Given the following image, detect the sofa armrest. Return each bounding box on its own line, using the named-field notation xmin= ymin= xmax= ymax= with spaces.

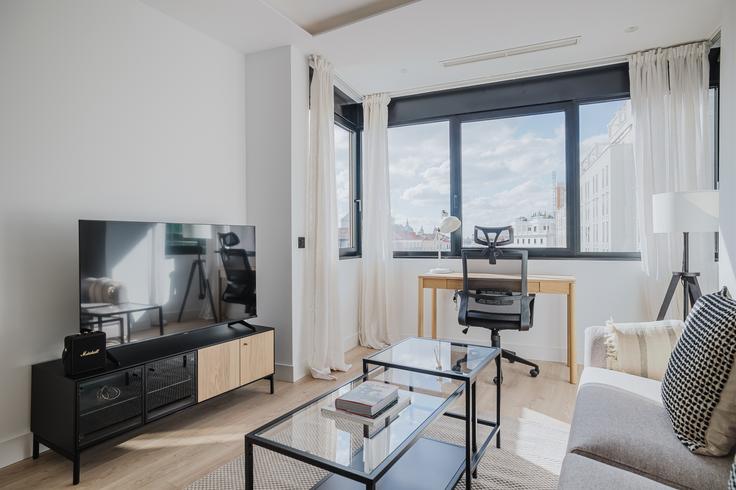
xmin=584 ymin=325 xmax=609 ymax=369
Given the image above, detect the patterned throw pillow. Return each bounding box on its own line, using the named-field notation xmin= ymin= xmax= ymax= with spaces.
xmin=604 ymin=319 xmax=684 ymax=380
xmin=661 ymin=287 xmax=736 ymax=456
xmin=730 ymin=456 xmax=736 ymax=490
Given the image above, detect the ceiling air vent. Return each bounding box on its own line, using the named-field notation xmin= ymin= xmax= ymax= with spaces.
xmin=441 ymin=36 xmax=581 ymax=68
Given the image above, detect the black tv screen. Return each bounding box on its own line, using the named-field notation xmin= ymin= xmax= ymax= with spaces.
xmin=79 ymin=220 xmax=256 ymax=345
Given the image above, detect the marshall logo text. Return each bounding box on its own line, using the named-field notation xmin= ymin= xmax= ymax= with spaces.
xmin=81 ymin=349 xmax=100 ymax=357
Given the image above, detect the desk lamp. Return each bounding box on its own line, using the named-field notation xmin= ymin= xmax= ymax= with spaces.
xmin=430 ymin=210 xmax=461 ymax=274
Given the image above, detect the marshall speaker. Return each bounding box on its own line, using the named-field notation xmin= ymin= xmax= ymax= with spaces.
xmin=63 ymin=329 xmax=107 ymax=376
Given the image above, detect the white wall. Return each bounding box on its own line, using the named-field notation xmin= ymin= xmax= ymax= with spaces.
xmin=245 ymin=46 xmax=296 ymax=380
xmin=0 ymin=0 xmax=246 ymax=469
xmin=720 ymin=2 xmax=736 ymax=292
xmin=392 ymin=258 xmax=648 ymax=363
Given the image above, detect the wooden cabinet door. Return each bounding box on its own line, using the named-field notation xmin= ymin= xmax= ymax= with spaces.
xmin=197 ymin=340 xmax=240 ymax=402
xmin=240 ymin=331 xmax=274 ymax=386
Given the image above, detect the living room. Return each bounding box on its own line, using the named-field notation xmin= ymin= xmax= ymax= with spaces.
xmin=0 ymin=0 xmax=734 ymax=489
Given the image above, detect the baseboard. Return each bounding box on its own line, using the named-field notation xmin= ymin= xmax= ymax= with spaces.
xmin=274 ymin=362 xmax=294 ymax=382
xmin=501 ymin=342 xmax=567 ymax=363
xmin=0 ymin=432 xmax=47 ymax=470
xmin=436 ymin=335 xmax=569 ymax=363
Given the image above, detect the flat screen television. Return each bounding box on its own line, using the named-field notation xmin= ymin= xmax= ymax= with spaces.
xmin=79 ymin=220 xmax=256 ymax=345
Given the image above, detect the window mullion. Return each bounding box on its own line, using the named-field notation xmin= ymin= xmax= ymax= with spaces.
xmin=567 ymin=103 xmax=580 ymax=256
xmin=450 ymin=117 xmax=462 ymax=256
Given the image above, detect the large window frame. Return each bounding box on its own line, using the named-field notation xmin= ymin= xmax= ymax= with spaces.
xmin=334 ymin=89 xmax=363 ymax=259
xmin=389 ymin=55 xmax=720 ymax=260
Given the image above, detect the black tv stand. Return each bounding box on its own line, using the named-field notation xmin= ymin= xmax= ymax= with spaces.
xmin=227 ymin=319 xmax=256 ymax=330
xmin=32 ymin=323 xmax=275 ymax=485
xmin=105 ymin=350 xmax=120 ymax=367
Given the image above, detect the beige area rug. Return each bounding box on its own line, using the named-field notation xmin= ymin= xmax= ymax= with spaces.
xmin=186 ymin=411 xmax=569 ymax=489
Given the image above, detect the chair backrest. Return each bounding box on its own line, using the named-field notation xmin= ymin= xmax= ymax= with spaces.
xmin=458 ymin=225 xmax=534 ymax=331
xmin=219 ymin=244 xmax=255 ymax=305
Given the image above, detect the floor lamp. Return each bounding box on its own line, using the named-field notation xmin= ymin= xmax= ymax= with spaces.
xmin=652 ymin=190 xmax=719 ymax=321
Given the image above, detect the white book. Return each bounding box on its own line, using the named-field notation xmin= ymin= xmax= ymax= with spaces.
xmin=335 ymin=381 xmax=399 ymax=417
xmin=322 ymin=394 xmax=411 ymax=428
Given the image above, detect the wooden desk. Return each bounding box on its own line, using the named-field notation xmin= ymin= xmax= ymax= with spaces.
xmin=418 ymin=272 xmax=577 ymax=384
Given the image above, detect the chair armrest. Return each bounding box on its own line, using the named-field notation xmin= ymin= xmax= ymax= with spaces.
xmin=584 ymin=325 xmax=609 ymax=369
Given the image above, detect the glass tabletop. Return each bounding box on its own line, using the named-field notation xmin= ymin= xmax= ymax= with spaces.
xmin=364 ymin=337 xmax=500 ymax=380
xmin=251 ymin=369 xmax=463 ymax=476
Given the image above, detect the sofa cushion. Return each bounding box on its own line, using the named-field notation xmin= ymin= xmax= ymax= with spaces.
xmin=579 ymin=366 xmax=662 ymax=405
xmin=661 ymin=288 xmax=736 ymax=456
xmin=568 ymin=382 xmax=732 ymax=489
xmin=604 ymin=319 xmax=684 ymax=380
xmin=559 ymin=453 xmax=671 ymax=489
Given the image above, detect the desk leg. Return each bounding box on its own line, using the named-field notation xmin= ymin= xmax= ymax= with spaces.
xmin=431 ymin=288 xmax=437 ymax=339
xmin=417 ymin=277 xmax=424 ymax=337
xmin=567 ymin=283 xmax=577 ymax=384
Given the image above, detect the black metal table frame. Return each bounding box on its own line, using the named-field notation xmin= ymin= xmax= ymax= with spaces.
xmin=244 ymin=338 xmax=501 ymax=490
xmin=83 ymin=304 xmax=164 ymax=343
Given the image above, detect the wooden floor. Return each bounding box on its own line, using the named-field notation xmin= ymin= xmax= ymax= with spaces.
xmin=0 ymin=347 xmax=579 ymax=489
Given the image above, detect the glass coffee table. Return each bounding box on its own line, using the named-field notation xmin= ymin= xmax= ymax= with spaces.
xmin=245 ymin=337 xmax=501 ymax=489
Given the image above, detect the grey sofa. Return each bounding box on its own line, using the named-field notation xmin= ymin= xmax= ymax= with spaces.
xmin=559 ymin=325 xmax=733 ymax=489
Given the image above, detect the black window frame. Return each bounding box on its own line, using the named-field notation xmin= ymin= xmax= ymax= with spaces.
xmin=334 ymin=88 xmax=363 ymax=259
xmin=389 ymin=54 xmax=720 ymax=260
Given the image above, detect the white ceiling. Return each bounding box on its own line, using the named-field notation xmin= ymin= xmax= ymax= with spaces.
xmin=142 ymin=0 xmax=724 ymax=96
xmin=265 ymin=0 xmax=418 ymax=35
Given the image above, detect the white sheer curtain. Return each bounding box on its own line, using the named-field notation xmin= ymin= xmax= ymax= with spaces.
xmin=359 ymin=93 xmax=393 ymax=349
xmin=304 ymin=55 xmax=350 ymax=379
xmin=629 ymin=42 xmax=716 ymax=318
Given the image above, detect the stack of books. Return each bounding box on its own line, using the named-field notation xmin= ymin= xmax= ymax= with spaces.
xmin=322 ymin=381 xmax=410 ymax=438
xmin=334 ymin=381 xmax=399 ymax=417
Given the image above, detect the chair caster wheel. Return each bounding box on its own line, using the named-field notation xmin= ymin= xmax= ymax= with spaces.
xmin=493 ymin=376 xmax=503 ymax=385
xmin=529 ymin=368 xmax=539 ymax=377
xmin=508 ymin=358 xmax=515 ymax=364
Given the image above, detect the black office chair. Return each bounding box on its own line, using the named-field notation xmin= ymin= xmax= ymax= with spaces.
xmin=218 ymin=232 xmax=257 ymax=318
xmin=455 ymin=225 xmax=539 ymax=385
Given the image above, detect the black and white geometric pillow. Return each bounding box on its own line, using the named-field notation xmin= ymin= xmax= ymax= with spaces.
xmin=661 ymin=287 xmax=736 ymax=456
xmin=729 ymin=456 xmax=735 ymax=490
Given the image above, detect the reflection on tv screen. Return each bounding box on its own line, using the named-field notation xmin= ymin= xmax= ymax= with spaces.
xmin=79 ymin=221 xmax=256 ymax=346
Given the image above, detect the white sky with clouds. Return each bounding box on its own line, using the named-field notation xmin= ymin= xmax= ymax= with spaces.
xmin=387 ymin=113 xmax=568 ymax=243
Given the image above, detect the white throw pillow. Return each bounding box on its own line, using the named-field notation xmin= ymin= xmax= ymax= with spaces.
xmin=604 ymin=319 xmax=684 ymax=381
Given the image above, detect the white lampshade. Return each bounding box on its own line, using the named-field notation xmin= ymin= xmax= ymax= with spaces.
xmin=438 ymin=215 xmax=461 ymax=234
xmin=181 ymin=224 xmax=212 ymax=239
xmin=652 ymin=191 xmax=719 ymax=234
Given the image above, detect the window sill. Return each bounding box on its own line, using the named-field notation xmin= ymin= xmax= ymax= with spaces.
xmin=392 ymin=253 xmax=640 ymax=261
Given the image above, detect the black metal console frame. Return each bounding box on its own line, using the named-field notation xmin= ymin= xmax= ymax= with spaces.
xmin=31 ymin=322 xmax=275 ymax=485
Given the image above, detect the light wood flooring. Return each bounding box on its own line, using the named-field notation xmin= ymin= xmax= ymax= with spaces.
xmin=0 ymin=347 xmax=579 ymax=489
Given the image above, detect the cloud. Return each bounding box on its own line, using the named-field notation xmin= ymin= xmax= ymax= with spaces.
xmin=387 ymin=114 xmax=566 ymax=235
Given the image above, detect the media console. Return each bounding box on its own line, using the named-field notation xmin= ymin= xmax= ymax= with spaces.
xmin=31 ymin=323 xmax=275 ymax=485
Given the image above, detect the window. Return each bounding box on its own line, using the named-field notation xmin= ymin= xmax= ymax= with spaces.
xmin=335 ymin=124 xmax=353 ymax=250
xmin=385 ymin=59 xmax=718 ymax=259
xmin=461 ymin=110 xmax=567 ymax=249
xmin=165 ymin=223 xmax=206 ymax=255
xmin=578 ymin=99 xmax=637 ymax=253
xmin=388 ymin=121 xmax=450 ymax=252
xmin=334 ymin=121 xmax=360 ymax=257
